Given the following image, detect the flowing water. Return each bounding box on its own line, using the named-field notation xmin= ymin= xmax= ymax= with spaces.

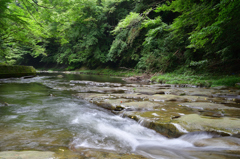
xmin=0 ymin=74 xmax=239 ymax=159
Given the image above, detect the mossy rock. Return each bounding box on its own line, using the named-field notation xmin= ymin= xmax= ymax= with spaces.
xmin=174 ymin=114 xmax=240 ymax=135
xmin=122 ymin=111 xmax=184 ymax=138
xmin=0 ymin=65 xmax=36 ymax=78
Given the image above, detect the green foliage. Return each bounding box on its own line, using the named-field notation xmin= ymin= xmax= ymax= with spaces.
xmin=39 ymin=0 xmax=136 ymax=69
xmin=108 ymin=29 xmax=128 ymax=62
xmin=156 ymin=0 xmax=240 ymax=68
xmin=190 ymin=60 xmax=208 ymax=67
xmin=108 ymin=23 xmax=142 ymax=67
xmin=136 ymin=16 xmax=183 ymax=72
xmin=151 ymin=73 xmax=240 ymax=87
xmin=0 ymin=0 xmax=52 ymax=64
xmin=0 ymin=0 xmax=239 ymax=74
xmin=112 ymin=12 xmax=142 ymax=34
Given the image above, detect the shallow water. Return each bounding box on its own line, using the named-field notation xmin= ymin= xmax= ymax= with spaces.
xmin=0 ymin=74 xmax=239 ymax=159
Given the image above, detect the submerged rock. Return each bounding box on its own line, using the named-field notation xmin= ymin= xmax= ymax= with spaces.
xmin=0 ymin=149 xmax=149 ymax=159
xmin=193 ymin=136 xmax=240 ymax=148
xmin=136 ymin=144 xmax=240 ymax=159
xmin=70 ymin=147 xmax=148 ymax=159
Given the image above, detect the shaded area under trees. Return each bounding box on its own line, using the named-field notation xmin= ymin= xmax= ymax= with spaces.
xmin=0 ymin=0 xmax=239 ymax=74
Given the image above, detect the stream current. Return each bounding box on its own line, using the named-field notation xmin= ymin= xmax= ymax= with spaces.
xmin=0 ymin=74 xmax=239 ymax=159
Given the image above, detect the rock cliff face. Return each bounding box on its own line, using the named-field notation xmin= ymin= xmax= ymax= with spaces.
xmin=0 ymin=65 xmax=36 ymax=78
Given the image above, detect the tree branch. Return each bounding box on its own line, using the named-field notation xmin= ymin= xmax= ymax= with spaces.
xmin=21 ymin=0 xmax=43 ymax=27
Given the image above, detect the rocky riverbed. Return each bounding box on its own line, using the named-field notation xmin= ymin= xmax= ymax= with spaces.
xmin=1 ymin=74 xmax=240 ymax=158
xmin=44 ymin=78 xmax=240 ymax=138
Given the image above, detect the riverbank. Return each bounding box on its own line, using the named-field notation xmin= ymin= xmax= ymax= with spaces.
xmin=37 ymin=68 xmax=240 ymax=88
xmin=0 ymin=65 xmax=36 ymax=78
xmin=37 ymin=68 xmax=142 ymax=77
xmin=151 ymin=73 xmax=240 ymax=88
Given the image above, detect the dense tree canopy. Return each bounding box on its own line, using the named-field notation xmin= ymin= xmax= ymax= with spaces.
xmin=0 ymin=0 xmax=239 ymax=73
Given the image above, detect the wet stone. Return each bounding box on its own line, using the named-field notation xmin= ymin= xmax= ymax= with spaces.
xmin=136 ymin=145 xmax=240 ymax=159
xmin=193 ymin=136 xmax=240 ymax=149
xmin=212 ymin=86 xmax=230 ymax=90
xmin=72 ymin=82 xmax=240 ymax=138
xmin=121 ymin=105 xmax=194 ymax=138
xmin=150 ymin=94 xmax=207 ymax=102
xmin=0 ymin=151 xmax=54 ymax=159
xmin=3 ymin=74 xmax=240 ymax=159
xmin=134 ymin=87 xmax=165 ymax=95
xmin=57 ymin=75 xmax=63 ymax=78
xmin=70 ymin=80 xmax=123 ymax=87
xmin=71 ymin=147 xmax=148 ymax=159
xmin=174 ymin=114 xmax=240 ymax=135
xmin=121 ymin=101 xmax=161 ymax=111
xmin=66 ymin=86 xmax=128 ymax=93
xmin=93 ymin=98 xmax=130 ymax=110
xmin=148 ymin=84 xmax=172 ymax=88
xmin=178 ymin=102 xmax=240 ymax=110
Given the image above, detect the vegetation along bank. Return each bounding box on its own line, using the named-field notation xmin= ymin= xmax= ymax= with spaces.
xmin=0 ymin=0 xmax=239 ymax=77
xmin=0 ymin=65 xmax=36 ymax=78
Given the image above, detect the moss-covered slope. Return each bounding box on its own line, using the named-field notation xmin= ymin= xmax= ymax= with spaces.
xmin=0 ymin=65 xmax=36 ymax=78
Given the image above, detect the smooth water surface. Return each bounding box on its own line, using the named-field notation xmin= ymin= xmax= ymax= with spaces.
xmin=0 ymin=74 xmax=239 ymax=159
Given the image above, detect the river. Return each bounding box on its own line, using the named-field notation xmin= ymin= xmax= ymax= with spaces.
xmin=0 ymin=73 xmax=239 ymax=159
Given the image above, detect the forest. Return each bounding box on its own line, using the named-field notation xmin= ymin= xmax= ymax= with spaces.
xmin=0 ymin=0 xmax=240 ymax=74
